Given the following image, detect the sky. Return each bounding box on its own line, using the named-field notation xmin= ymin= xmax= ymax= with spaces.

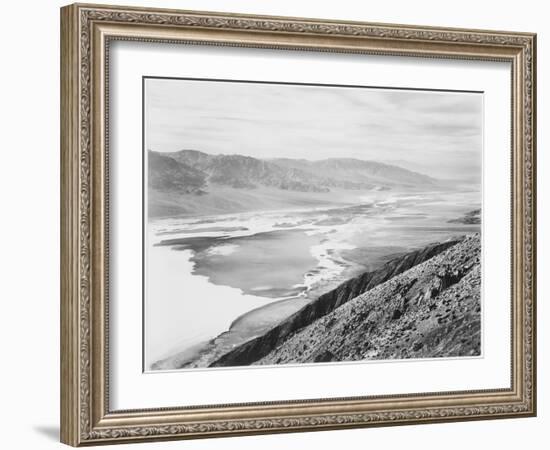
xmin=145 ymin=78 xmax=482 ymax=181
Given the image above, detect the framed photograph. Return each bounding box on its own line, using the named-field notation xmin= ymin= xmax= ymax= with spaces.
xmin=60 ymin=3 xmax=537 ymax=446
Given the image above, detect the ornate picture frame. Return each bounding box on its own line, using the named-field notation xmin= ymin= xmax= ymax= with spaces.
xmin=60 ymin=3 xmax=536 ymax=446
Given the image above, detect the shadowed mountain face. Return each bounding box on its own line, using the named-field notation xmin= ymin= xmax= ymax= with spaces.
xmin=167 ymin=149 xmax=330 ymax=192
xmin=148 ymin=151 xmax=206 ymax=194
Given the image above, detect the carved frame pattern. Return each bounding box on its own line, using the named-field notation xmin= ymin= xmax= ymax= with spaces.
xmin=60 ymin=3 xmax=536 ymax=446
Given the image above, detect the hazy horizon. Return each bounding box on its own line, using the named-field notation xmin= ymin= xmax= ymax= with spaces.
xmin=145 ymin=78 xmax=482 ymax=182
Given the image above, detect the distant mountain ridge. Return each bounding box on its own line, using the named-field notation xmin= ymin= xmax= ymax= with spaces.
xmin=149 ymin=149 xmax=437 ymax=193
xmin=271 ymin=157 xmax=436 ymax=187
xmin=147 ymin=150 xmax=439 ymax=217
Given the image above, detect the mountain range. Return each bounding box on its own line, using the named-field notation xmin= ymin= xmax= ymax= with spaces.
xmin=147 ymin=150 xmax=438 ymax=217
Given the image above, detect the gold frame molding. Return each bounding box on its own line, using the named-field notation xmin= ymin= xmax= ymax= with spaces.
xmin=60 ymin=2 xmax=537 ymax=446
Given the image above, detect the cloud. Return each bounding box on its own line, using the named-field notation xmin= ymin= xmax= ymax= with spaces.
xmin=145 ymin=78 xmax=482 ymax=181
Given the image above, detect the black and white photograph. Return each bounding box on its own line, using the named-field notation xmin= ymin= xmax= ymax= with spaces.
xmin=144 ymin=77 xmax=483 ymax=371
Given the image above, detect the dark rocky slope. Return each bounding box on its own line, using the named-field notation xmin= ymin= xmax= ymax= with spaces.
xmin=253 ymin=234 xmax=481 ymax=365
xmin=208 ymin=238 xmax=463 ymax=368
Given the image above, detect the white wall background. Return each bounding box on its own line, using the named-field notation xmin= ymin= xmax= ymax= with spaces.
xmin=0 ymin=0 xmax=546 ymax=448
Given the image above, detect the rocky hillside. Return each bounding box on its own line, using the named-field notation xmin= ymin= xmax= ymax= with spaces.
xmin=207 ymin=237 xmax=468 ymax=368
xmin=210 ymin=234 xmax=481 ymax=367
